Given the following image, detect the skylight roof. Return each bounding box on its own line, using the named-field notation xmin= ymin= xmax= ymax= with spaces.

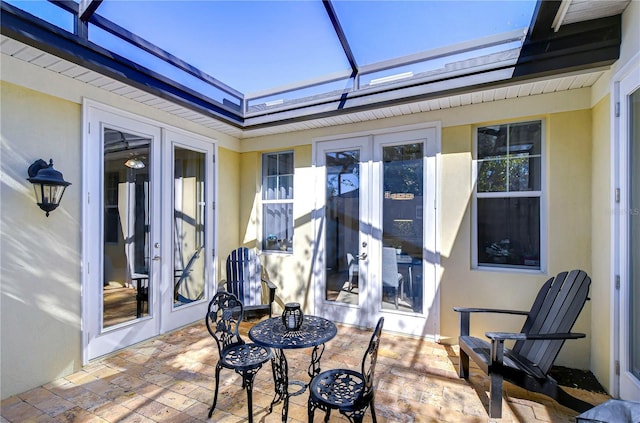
xmin=4 ymin=0 xmax=535 ymax=90
xmin=1 ymin=0 xmax=624 ymax=129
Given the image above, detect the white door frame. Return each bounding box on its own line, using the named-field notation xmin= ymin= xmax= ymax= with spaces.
xmin=611 ymin=52 xmax=640 ymax=400
xmin=312 ymin=122 xmax=441 ymax=338
xmin=82 ymin=100 xmax=217 ymax=363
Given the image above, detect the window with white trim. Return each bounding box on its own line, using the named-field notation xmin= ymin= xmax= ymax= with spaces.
xmin=474 ymin=120 xmax=543 ymax=269
xmin=262 ymin=151 xmax=294 ymax=252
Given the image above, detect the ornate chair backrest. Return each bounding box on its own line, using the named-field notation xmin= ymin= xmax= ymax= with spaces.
xmin=206 ymin=291 xmax=245 ymax=358
xmin=226 ymin=247 xmax=263 ymax=307
xmin=360 ymin=317 xmax=384 ymax=402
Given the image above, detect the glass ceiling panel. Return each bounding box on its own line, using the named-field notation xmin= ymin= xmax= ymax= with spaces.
xmin=96 ymin=0 xmax=351 ymax=94
xmin=4 ymin=0 xmax=74 ymax=33
xmin=3 ymin=0 xmax=542 ymax=120
xmin=331 ymin=0 xmax=537 ymax=66
xmin=88 ymin=24 xmax=241 ymax=109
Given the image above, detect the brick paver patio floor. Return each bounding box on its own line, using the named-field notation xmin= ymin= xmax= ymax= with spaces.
xmin=1 ymin=320 xmax=610 ymax=422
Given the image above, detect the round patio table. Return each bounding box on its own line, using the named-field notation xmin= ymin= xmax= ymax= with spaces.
xmin=249 ymin=315 xmax=337 ymax=423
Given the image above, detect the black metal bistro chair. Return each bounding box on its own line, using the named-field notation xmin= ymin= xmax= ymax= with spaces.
xmin=205 ymin=291 xmax=272 ymax=422
xmin=308 ymin=317 xmax=384 ymax=423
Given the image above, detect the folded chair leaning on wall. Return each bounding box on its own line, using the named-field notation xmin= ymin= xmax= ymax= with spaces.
xmin=221 ymin=247 xmax=277 ymax=318
xmin=453 ymin=269 xmax=594 ymax=418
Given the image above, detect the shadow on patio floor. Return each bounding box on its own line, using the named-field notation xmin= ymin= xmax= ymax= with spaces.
xmin=1 ymin=319 xmax=610 ymax=422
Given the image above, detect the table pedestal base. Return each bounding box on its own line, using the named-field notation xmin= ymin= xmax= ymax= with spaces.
xmin=269 ymin=344 xmax=326 ymax=422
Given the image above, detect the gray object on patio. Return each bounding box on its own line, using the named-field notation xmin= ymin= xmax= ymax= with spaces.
xmin=205 ymin=291 xmax=273 ymax=423
xmin=576 ymin=399 xmax=640 ymax=422
xmin=308 ymin=317 xmax=384 ymax=423
xmin=222 ymin=247 xmax=277 ymax=318
xmin=454 ymin=269 xmax=593 ymax=418
xmin=346 ymin=252 xmax=359 ymax=292
xmin=382 ymin=247 xmax=403 ymax=309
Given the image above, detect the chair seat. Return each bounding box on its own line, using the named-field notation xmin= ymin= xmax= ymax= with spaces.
xmin=309 ymin=369 xmax=366 ymax=409
xmin=221 ymin=344 xmax=272 ymax=371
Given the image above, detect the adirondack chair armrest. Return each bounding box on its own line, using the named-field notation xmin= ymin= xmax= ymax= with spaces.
xmin=262 ymin=278 xmax=277 ymax=291
xmin=261 ymin=278 xmax=277 ymax=303
xmin=453 ymin=306 xmax=530 ymax=315
xmin=454 ymin=307 xmax=529 ymax=336
xmin=485 ymin=331 xmax=586 ymax=341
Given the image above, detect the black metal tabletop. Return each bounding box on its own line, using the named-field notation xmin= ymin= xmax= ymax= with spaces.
xmin=249 ymin=315 xmax=337 ymax=349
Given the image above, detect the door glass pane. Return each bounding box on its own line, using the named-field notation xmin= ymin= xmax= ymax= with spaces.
xmin=629 ymin=87 xmax=640 ymax=379
xmin=103 ymin=128 xmax=151 ymax=328
xmin=174 ymin=147 xmax=206 ymax=307
xmin=325 ymin=150 xmax=360 ymax=304
xmin=382 ymin=143 xmax=423 ymax=312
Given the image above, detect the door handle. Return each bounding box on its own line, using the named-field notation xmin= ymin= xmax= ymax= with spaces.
xmin=152 ymin=255 xmax=161 ymax=261
xmin=357 ymin=252 xmax=367 ymax=260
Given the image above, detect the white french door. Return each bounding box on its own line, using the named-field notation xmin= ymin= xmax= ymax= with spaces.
xmin=314 ymin=125 xmax=440 ymax=338
xmin=83 ymin=103 xmax=214 ymax=361
xmin=161 ymin=129 xmax=214 ymax=333
xmin=616 ymin=61 xmax=640 ymax=401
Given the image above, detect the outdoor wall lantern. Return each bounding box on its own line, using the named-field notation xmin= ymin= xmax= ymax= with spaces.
xmin=27 ymin=159 xmax=71 ymax=217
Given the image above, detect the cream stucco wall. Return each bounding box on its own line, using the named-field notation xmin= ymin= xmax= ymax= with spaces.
xmin=0 ymin=76 xmax=241 ymax=398
xmin=235 ymin=145 xmax=315 ymax=313
xmin=437 ymin=110 xmax=593 ymax=370
xmin=1 ymin=82 xmax=83 ymax=396
xmin=217 ymin=146 xmax=241 ymax=276
xmin=590 ymin=94 xmax=613 ymax=391
xmin=586 ymin=0 xmax=640 ymax=394
xmin=242 ymin=105 xmax=595 ymax=370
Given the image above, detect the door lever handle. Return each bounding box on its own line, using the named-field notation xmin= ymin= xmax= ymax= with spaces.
xmin=357 ymin=252 xmax=367 ymax=260
xmin=152 ymin=255 xmax=161 ymax=261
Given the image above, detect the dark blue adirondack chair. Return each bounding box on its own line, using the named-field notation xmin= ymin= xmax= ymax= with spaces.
xmin=454 ymin=269 xmax=593 ymax=418
xmin=223 ymin=247 xmax=276 ymax=318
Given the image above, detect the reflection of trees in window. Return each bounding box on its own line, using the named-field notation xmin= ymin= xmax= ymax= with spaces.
xmin=475 ymin=121 xmax=542 ymax=269
xmin=326 ymin=150 xmax=359 ymax=198
xmin=383 ymin=143 xmax=423 ymax=195
xmin=382 ymin=143 xmax=424 ymax=257
xmin=477 ymin=122 xmax=541 ymax=193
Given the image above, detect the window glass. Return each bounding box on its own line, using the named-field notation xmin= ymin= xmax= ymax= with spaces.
xmin=477 ymin=121 xmax=541 ymax=192
xmin=262 ymin=151 xmax=294 ymax=252
xmin=477 ymin=197 xmax=540 ymax=267
xmin=476 ymin=120 xmax=542 ymax=269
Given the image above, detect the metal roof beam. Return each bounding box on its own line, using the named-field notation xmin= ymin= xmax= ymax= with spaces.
xmin=516 ymin=6 xmax=621 ymax=78
xmin=0 ymin=2 xmax=244 ymax=127
xmin=78 ymin=0 xmax=102 ymax=22
xmin=322 ymin=0 xmax=358 ymax=78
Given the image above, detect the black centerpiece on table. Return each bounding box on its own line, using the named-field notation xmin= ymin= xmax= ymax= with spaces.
xmin=282 ymin=302 xmax=303 ymax=331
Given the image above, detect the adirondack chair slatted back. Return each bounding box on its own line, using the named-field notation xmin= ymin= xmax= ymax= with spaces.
xmin=225 ymin=248 xmax=262 ymax=307
xmin=512 ymin=269 xmax=590 ymax=375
